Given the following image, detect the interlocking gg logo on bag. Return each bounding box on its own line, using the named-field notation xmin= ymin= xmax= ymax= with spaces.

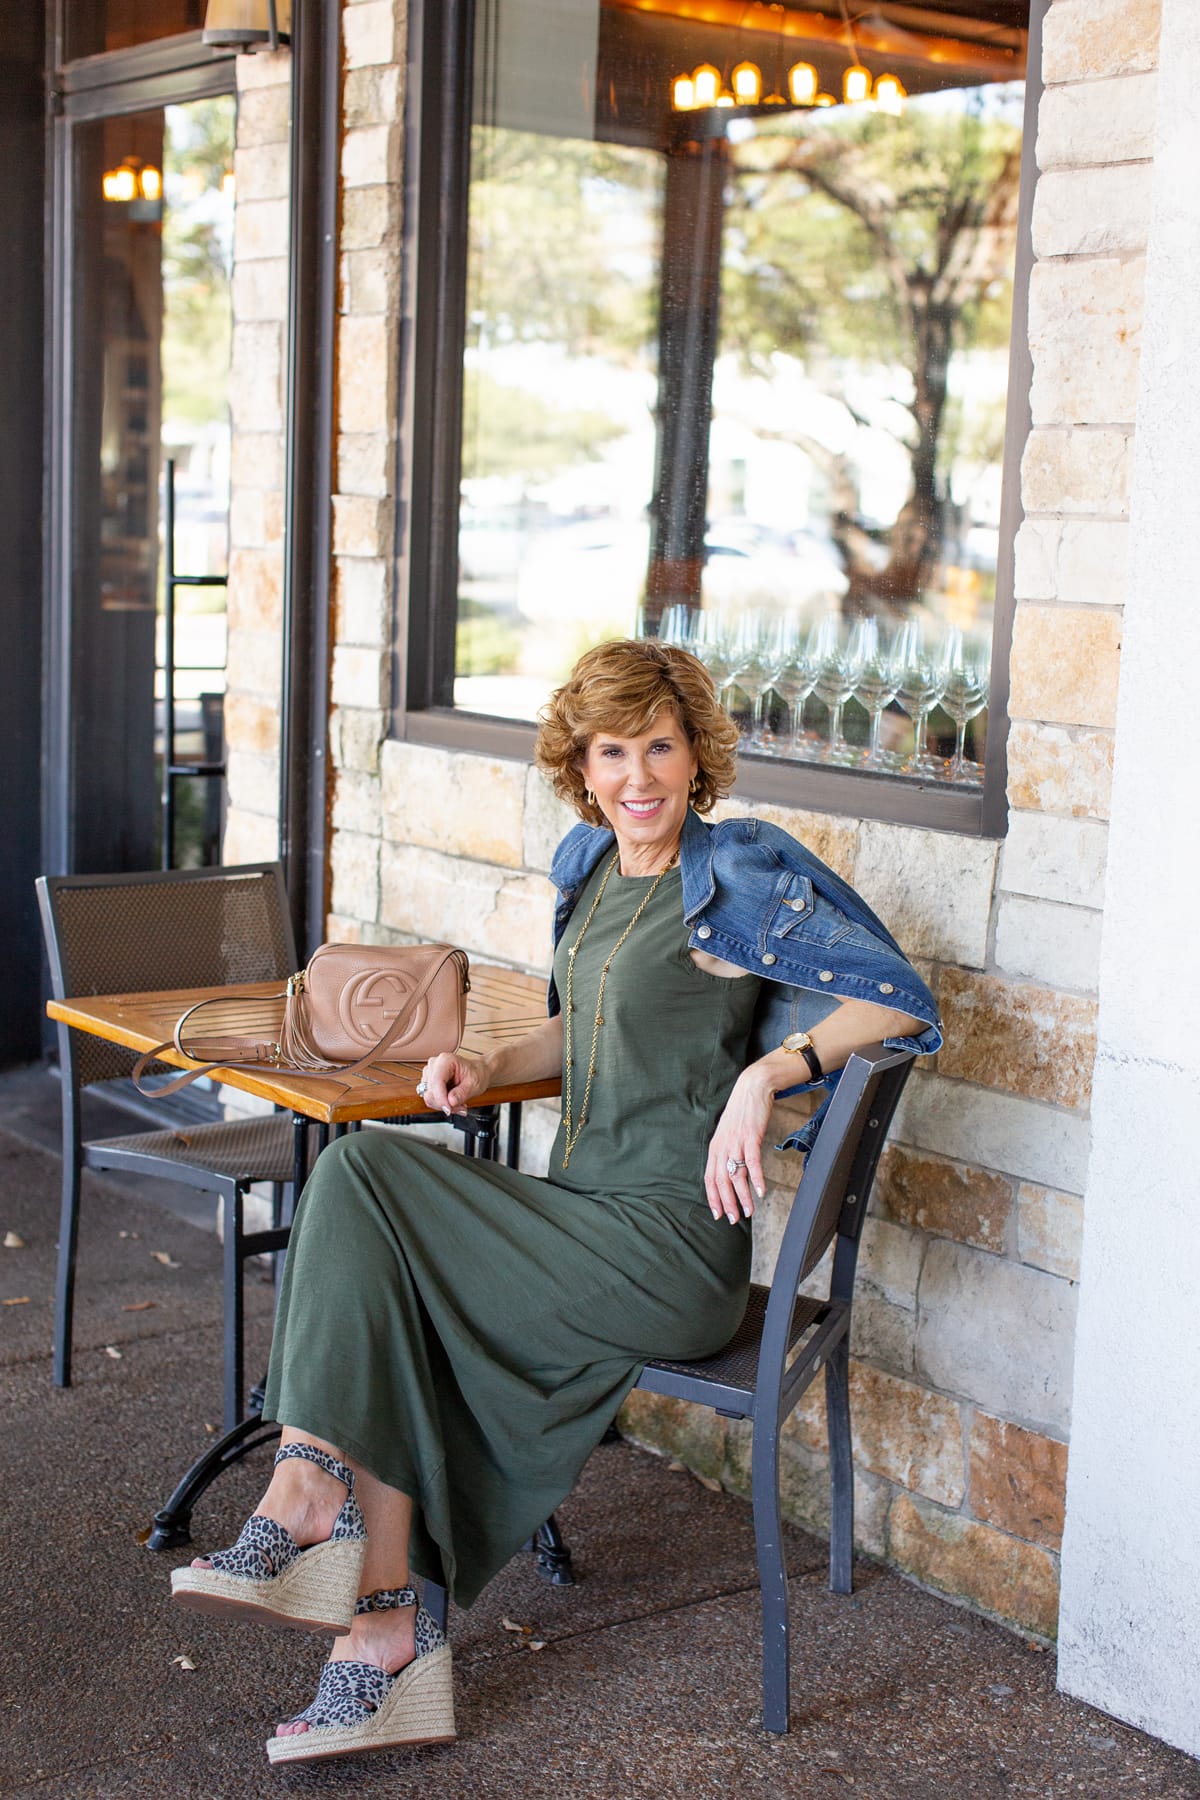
xmin=338 ymin=969 xmax=428 ymax=1051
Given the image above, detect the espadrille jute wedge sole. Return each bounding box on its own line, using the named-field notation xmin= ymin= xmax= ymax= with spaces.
xmin=170 ymin=1535 xmax=365 ymax=1634
xmin=265 ymin=1642 xmax=456 ymax=1765
xmin=170 ymin=1443 xmax=367 ymax=1636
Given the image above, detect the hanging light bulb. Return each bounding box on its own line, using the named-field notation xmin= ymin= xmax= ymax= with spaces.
xmin=672 ymin=73 xmax=696 ymax=111
xmin=873 ymin=72 xmax=906 ymax=115
xmin=814 ymin=93 xmax=836 ymax=107
xmin=139 ymin=165 xmax=162 ymax=202
xmin=787 ymin=62 xmax=818 ymax=106
xmin=731 ymin=61 xmax=762 ymax=105
xmin=843 ymin=63 xmax=872 ymax=104
xmin=103 ymin=164 xmax=138 ymax=202
xmin=691 ymin=63 xmax=721 ymax=108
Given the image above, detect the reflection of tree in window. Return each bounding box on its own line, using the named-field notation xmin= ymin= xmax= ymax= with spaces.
xmin=720 ymin=92 xmax=1022 ymax=614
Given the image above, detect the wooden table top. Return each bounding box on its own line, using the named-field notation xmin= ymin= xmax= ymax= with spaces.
xmin=47 ymin=964 xmax=561 ymax=1124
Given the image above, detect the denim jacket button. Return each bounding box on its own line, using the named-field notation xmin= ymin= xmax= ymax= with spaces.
xmin=761 ymin=952 xmax=777 ymax=966
xmin=819 ymin=969 xmax=834 ymax=982
xmin=786 ymin=897 xmax=806 ymax=911
xmin=879 ymin=982 xmax=895 ymax=994
xmin=696 ymin=924 xmax=712 ymax=940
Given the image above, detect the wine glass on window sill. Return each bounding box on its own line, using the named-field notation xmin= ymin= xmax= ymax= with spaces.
xmin=940 ymin=627 xmax=990 ymax=784
xmin=772 ymin=614 xmax=819 ymax=760
xmin=851 ymin=617 xmax=904 ymax=771
xmin=895 ymin=618 xmax=948 ymax=778
xmin=745 ymin=614 xmax=792 ymax=752
xmin=693 ymin=607 xmax=735 ymax=700
xmin=812 ymin=615 xmax=864 ymax=765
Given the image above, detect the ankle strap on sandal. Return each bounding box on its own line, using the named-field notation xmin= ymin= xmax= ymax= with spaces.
xmin=274 ymin=1442 xmax=355 ymax=1491
xmin=355 ymin=1586 xmax=417 ymax=1615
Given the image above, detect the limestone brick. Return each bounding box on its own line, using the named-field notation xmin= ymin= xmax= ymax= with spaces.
xmin=343 ymin=64 xmax=404 ymax=130
xmin=331 ymin=644 xmax=388 ymax=711
xmin=230 ymin=321 xmax=284 ymax=433
xmin=969 ymin=1413 xmax=1068 ymax=1551
xmin=337 ymin=314 xmax=395 ymax=434
xmin=234 ymin=84 xmax=291 ymax=149
xmin=1037 ymin=73 xmax=1158 ymax=170
xmin=263 ymin=491 xmax=285 ymax=546
xmin=854 ymin=823 xmax=998 ymax=968
xmin=888 ymin=1493 xmax=1059 ymax=1638
xmin=229 ymin=488 xmax=265 ymax=550
xmin=1032 ymin=164 xmax=1153 ymax=259
xmin=225 ymin=748 xmax=280 ymax=818
xmin=341 ymin=185 xmax=402 ymax=251
xmin=337 ymin=433 xmax=393 ymax=499
xmin=993 ymin=894 xmax=1102 ymax=993
xmin=330 ymin=827 xmax=381 ymax=922
xmin=380 ymin=739 xmax=526 ymax=869
xmin=227 ymin=548 xmax=283 ymax=633
xmin=1059 ymin=519 xmax=1130 ymax=607
xmin=1042 ymin=0 xmax=1161 ymax=83
xmin=1017 ymin=1183 xmax=1084 ymax=1282
xmin=618 ymin=1391 xmax=727 ymax=1484
xmin=339 ymin=246 xmax=400 ymax=317
xmin=851 ymin=1216 xmax=922 ymax=1373
xmin=1028 ymin=258 xmax=1145 ymax=427
xmin=723 ymin=1419 xmax=892 ymax=1557
xmin=232 ymin=257 xmax=288 ymax=323
xmin=334 ymin=556 xmax=389 ymax=646
xmin=999 ymin=812 xmax=1108 ymax=910
xmin=1006 ymin=721 xmax=1113 ymax=820
xmin=225 ymin=627 xmax=282 ymax=699
xmin=234 ymin=140 xmax=290 ymax=201
xmin=330 ymin=706 xmax=386 ymax=776
xmin=233 ymin=197 xmax=290 ymax=263
xmin=1021 ymin=428 xmax=1132 ymax=520
xmin=380 ymin=845 xmax=554 ymax=969
xmin=223 ymin=693 xmax=281 ymax=757
xmin=522 ymin=765 xmax=578 ymax=873
xmin=341 ymin=124 xmax=402 ymax=190
xmin=331 ymin=768 xmax=383 ymax=837
xmin=332 ymin=494 xmax=394 ymax=557
xmin=916 ymin=1239 xmax=1078 ymax=1435
xmin=234 ymin=43 xmax=290 ymax=89
xmin=222 ymin=806 xmax=279 ymax=864
xmin=231 ymin=432 xmax=285 ymax=492
xmin=850 ymin=1363 xmax=965 ymax=1508
xmin=1009 ymin=606 xmax=1122 ymax=730
xmin=875 ymin=1145 xmax=1011 ymax=1255
xmin=713 ymin=796 xmax=858 ymax=882
xmin=1013 ymin=518 xmax=1059 ymax=601
xmin=343 ymin=0 xmax=397 ymax=69
xmin=896 ymin=1074 xmax=1091 ymax=1194
xmin=936 ymin=969 xmax=1097 ymax=1109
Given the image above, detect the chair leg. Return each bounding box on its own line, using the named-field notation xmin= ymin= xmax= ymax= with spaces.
xmin=750 ymin=1417 xmax=790 ymax=1735
xmin=53 ymin=1116 xmax=84 ymax=1389
xmin=825 ymin=1336 xmax=854 ymax=1596
xmin=221 ymin=1182 xmax=245 ymax=1435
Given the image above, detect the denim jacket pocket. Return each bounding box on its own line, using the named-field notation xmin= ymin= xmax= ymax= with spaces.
xmin=764 ymin=875 xmax=814 ymax=939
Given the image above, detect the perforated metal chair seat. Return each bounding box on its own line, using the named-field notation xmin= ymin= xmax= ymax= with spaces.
xmin=88 ymin=1114 xmax=296 ymax=1188
xmin=641 ymin=1285 xmax=828 ymax=1410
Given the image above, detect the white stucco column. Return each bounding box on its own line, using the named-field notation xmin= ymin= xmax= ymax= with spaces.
xmin=1057 ymin=0 xmax=1200 ymax=1757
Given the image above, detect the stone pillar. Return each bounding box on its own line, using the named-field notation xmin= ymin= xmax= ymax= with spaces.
xmin=1057 ymin=0 xmax=1200 ymax=1756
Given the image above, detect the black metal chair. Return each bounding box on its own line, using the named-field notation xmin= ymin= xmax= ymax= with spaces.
xmin=36 ymin=863 xmax=300 ymax=1432
xmin=635 ymin=1043 xmax=916 ymax=1734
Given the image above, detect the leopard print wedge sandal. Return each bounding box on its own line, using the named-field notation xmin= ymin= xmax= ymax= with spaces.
xmin=266 ymin=1587 xmax=456 ymax=1766
xmin=170 ymin=1444 xmax=366 ymax=1635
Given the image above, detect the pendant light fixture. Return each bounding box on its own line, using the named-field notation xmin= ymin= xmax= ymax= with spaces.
xmin=202 ymin=0 xmax=291 ymax=52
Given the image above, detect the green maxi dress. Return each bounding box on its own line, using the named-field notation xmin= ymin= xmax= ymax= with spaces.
xmin=263 ymin=862 xmax=762 ymax=1606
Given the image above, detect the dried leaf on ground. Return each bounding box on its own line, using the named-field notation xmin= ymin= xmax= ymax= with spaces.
xmin=171 ymin=1655 xmax=198 ymax=1672
xmin=526 ymin=1640 xmax=548 ymax=1652
xmin=2 ymin=1296 xmax=30 ymax=1306
xmin=667 ymin=1459 xmax=686 ymax=1473
xmin=501 ymin=1617 xmax=531 ymax=1636
xmin=4 ymin=1231 xmax=26 ymax=1249
xmin=151 ymin=1251 xmax=181 ymax=1269
xmin=694 ymin=1474 xmax=722 ymax=1492
xmin=122 ymin=1300 xmax=156 ymax=1313
xmin=104 ymin=1345 xmax=123 ymax=1359
xmin=203 ymin=1422 xmax=217 ymax=1435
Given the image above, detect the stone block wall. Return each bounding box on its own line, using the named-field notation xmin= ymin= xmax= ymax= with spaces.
xmin=216 ymin=0 xmax=1162 ymax=1641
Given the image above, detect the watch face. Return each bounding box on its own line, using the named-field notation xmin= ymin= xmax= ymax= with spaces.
xmin=781 ymin=1031 xmax=813 ymax=1052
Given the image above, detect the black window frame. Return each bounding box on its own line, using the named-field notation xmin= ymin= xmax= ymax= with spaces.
xmin=393 ymin=0 xmax=1046 ymax=839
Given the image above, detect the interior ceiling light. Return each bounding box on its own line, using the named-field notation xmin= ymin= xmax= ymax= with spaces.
xmin=101 ymin=156 xmax=163 ymax=207
xmin=670 ymin=5 xmax=905 ymax=116
xmin=202 ymin=0 xmax=291 ymax=51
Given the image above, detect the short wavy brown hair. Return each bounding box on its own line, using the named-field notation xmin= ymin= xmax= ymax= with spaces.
xmin=536 ymin=638 xmax=739 ymax=825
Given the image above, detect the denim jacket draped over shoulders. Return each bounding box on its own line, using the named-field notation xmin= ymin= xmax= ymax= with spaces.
xmin=547 ymin=807 xmax=942 ymax=1152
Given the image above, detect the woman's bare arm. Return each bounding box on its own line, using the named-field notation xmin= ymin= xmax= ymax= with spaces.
xmin=418 ymin=1015 xmax=564 ymax=1115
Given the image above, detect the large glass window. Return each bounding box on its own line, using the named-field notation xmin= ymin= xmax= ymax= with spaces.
xmin=66 ymin=0 xmax=206 ymax=62
xmin=416 ymin=0 xmax=1031 ymax=813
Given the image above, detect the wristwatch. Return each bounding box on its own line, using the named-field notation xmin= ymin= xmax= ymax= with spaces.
xmin=780 ymin=1030 xmax=824 ymax=1083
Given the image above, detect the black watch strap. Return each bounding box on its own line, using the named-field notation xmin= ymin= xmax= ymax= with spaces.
xmin=799 ymin=1043 xmax=823 ymax=1083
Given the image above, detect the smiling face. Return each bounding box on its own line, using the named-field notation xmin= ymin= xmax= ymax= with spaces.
xmin=579 ymin=708 xmax=699 ymax=876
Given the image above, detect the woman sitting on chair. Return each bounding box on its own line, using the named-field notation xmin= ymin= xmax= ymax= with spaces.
xmin=171 ymin=637 xmax=940 ymax=1766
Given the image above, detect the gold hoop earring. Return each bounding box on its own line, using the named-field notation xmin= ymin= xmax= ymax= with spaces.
xmin=689 ymin=776 xmax=699 ymax=795
xmin=585 ymin=788 xmax=597 ymax=807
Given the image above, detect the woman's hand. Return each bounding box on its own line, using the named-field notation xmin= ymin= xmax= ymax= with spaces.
xmin=705 ymin=1064 xmax=775 ymax=1223
xmin=418 ymin=1052 xmax=490 ymax=1117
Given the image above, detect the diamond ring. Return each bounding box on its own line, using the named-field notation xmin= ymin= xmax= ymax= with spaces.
xmin=725 ymin=1156 xmax=747 ymax=1175
xmin=416 ymin=1080 xmax=427 ymax=1096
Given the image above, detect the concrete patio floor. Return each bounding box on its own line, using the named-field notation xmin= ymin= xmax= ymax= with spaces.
xmin=2 ymin=1069 xmax=1198 ymax=1800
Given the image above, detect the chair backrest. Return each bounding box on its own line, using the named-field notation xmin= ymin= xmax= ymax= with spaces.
xmin=764 ymin=1044 xmax=915 ymax=1348
xmin=36 ymin=863 xmax=297 ymax=1091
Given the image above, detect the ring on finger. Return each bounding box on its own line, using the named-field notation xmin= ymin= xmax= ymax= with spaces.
xmin=725 ymin=1155 xmax=747 ymax=1175
xmin=416 ymin=1080 xmax=427 ymax=1096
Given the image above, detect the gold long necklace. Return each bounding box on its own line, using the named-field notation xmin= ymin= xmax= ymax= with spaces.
xmin=561 ymin=847 xmax=679 ymax=1169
